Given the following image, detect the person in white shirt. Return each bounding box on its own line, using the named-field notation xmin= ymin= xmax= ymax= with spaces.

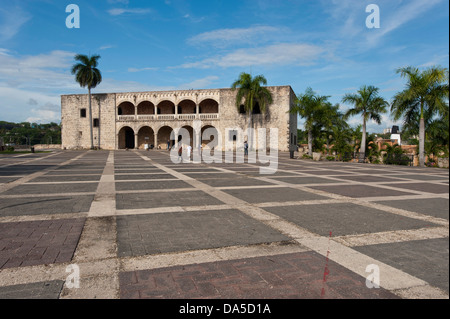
xmin=187 ymin=145 xmax=192 ymax=160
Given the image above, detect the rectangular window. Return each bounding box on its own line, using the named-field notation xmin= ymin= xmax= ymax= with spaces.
xmin=93 ymin=118 xmax=100 ymax=127
xmin=80 ymin=109 xmax=86 ymax=118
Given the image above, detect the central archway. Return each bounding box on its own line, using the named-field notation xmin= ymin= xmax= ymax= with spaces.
xmin=137 ymin=126 xmax=155 ymax=149
xmin=157 ymin=126 xmax=175 ymax=150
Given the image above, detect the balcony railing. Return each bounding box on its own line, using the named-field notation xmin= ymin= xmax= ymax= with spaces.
xmin=118 ymin=114 xmax=219 ymax=121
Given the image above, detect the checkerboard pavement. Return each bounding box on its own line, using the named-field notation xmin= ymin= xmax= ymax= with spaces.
xmin=0 ymin=149 xmax=448 ymax=300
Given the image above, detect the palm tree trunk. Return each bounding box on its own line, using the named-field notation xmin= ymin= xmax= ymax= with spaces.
xmin=308 ymin=129 xmax=313 ymax=155
xmin=361 ymin=120 xmax=367 ymax=155
xmin=88 ymin=87 xmax=94 ymax=150
xmin=419 ymin=117 xmax=425 ymax=167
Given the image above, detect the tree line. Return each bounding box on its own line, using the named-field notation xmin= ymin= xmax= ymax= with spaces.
xmin=231 ymin=67 xmax=449 ymax=167
xmin=0 ymin=121 xmax=61 ymax=147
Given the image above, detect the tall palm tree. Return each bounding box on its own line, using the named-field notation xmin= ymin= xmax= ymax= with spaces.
xmin=342 ymin=85 xmax=388 ymax=161
xmin=71 ymin=54 xmax=102 ymax=150
xmin=231 ymin=72 xmax=273 ymax=149
xmin=391 ymin=66 xmax=449 ymax=167
xmin=290 ymin=87 xmax=330 ymax=155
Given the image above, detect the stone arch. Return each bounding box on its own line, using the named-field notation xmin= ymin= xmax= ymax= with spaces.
xmin=199 ymin=99 xmax=219 ymax=114
xmin=118 ymin=102 xmax=135 ymax=115
xmin=137 ymin=101 xmax=155 ymax=115
xmin=157 ymin=125 xmax=175 ymax=149
xmin=137 ymin=126 xmax=155 ymax=149
xmin=157 ymin=100 xmax=175 ymax=114
xmin=118 ymin=126 xmax=135 ymax=149
xmin=177 ymin=99 xmax=196 ymax=114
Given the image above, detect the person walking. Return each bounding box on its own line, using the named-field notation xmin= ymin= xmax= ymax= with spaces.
xmin=244 ymin=140 xmax=248 ymax=156
xmin=178 ymin=144 xmax=183 ymax=162
xmin=167 ymin=139 xmax=171 ymax=150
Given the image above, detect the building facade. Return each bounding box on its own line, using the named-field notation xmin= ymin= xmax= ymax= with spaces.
xmin=61 ymin=86 xmax=297 ymax=152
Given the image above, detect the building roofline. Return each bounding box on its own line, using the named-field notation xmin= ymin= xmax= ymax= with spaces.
xmin=60 ymin=85 xmax=294 ymax=97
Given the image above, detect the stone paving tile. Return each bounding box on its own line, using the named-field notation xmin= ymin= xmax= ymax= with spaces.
xmin=297 ymin=170 xmax=356 ymax=176
xmin=0 ymin=280 xmax=64 ymax=299
xmin=375 ymin=198 xmax=449 ymax=220
xmin=222 ymin=187 xmax=328 ymax=203
xmin=115 ymin=173 xmax=174 ymax=180
xmin=388 ymin=174 xmax=449 ymax=181
xmin=332 ymin=175 xmax=406 ymax=183
xmin=307 ymin=184 xmax=416 ymax=198
xmin=116 ymin=210 xmax=290 ymax=257
xmin=2 ymin=183 xmax=99 ymax=195
xmin=0 ymin=218 xmax=85 ymax=269
xmin=116 ymin=190 xmax=224 ymax=210
xmin=30 ymin=175 xmax=102 ymax=182
xmin=263 ymin=203 xmax=438 ymax=237
xmin=354 ymin=238 xmax=449 ymax=292
xmin=43 ymin=170 xmax=104 ymax=175
xmin=267 ymin=176 xmax=346 ymax=184
xmin=197 ymin=177 xmax=274 ymax=187
xmin=0 ymin=195 xmax=94 ymax=217
xmin=118 ymin=251 xmax=399 ymax=299
xmin=382 ymin=182 xmax=449 ymax=194
xmin=115 ymin=180 xmax=191 ymax=191
xmin=0 ymin=177 xmax=22 ymax=183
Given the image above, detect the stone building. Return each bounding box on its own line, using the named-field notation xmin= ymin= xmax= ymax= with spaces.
xmin=61 ymin=86 xmax=297 ymax=152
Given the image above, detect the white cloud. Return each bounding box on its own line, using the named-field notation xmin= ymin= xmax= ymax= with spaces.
xmin=108 ymin=8 xmax=152 ymax=16
xmin=127 ymin=67 xmax=158 ymax=72
xmin=99 ymin=45 xmax=115 ymax=51
xmin=107 ymin=0 xmax=129 ymax=4
xmin=323 ymin=0 xmax=444 ymax=47
xmin=0 ymin=6 xmax=31 ymax=42
xmin=177 ymin=43 xmax=327 ymax=69
xmin=187 ymin=25 xmax=286 ymax=48
xmin=0 ymin=50 xmax=76 ymax=90
xmin=179 ymin=76 xmax=219 ymax=90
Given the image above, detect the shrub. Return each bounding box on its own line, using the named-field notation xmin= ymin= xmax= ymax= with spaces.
xmin=6 ymin=146 xmax=14 ymax=152
xmin=302 ymin=154 xmax=313 ymax=159
xmin=326 ymin=155 xmax=335 ymax=161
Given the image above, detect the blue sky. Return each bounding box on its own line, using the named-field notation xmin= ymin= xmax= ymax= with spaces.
xmin=0 ymin=0 xmax=448 ymax=133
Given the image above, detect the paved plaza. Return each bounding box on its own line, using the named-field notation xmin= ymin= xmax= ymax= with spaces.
xmin=0 ymin=150 xmax=448 ymax=299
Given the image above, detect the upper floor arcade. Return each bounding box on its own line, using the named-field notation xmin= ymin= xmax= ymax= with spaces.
xmin=116 ymin=90 xmax=220 ymax=122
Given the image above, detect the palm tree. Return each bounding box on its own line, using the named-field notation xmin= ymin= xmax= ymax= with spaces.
xmin=319 ymin=102 xmax=345 ymax=155
xmin=231 ymin=72 xmax=273 ymax=150
xmin=391 ymin=66 xmax=449 ymax=167
xmin=71 ymin=54 xmax=102 ymax=150
xmin=342 ymin=85 xmax=388 ymax=161
xmin=290 ymin=87 xmax=330 ymax=155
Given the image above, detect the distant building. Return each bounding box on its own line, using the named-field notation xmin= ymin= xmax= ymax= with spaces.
xmin=390 ymin=125 xmax=401 ymax=145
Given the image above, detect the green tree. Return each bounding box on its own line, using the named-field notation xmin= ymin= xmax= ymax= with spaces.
xmin=231 ymin=72 xmax=273 ymax=150
xmin=290 ymin=87 xmax=330 ymax=155
xmin=319 ymin=102 xmax=346 ymax=155
xmin=71 ymin=54 xmax=102 ymax=149
xmin=391 ymin=66 xmax=449 ymax=167
xmin=342 ymin=85 xmax=388 ymax=160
